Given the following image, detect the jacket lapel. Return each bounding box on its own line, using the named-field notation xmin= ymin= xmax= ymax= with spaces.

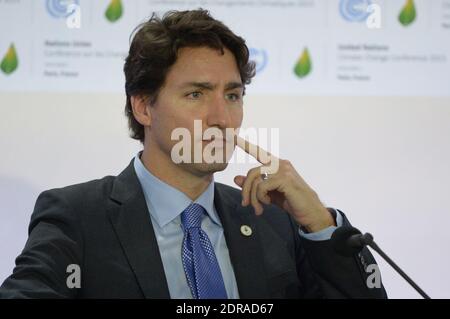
xmin=214 ymin=184 xmax=271 ymax=298
xmin=108 ymin=160 xmax=170 ymax=298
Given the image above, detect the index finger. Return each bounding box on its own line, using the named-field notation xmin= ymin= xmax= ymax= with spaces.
xmin=235 ymin=135 xmax=276 ymax=165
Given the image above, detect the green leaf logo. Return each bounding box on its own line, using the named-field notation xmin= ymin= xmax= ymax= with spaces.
xmin=294 ymin=48 xmax=312 ymax=78
xmin=105 ymin=0 xmax=123 ymax=23
xmin=1 ymin=43 xmax=18 ymax=75
xmin=399 ymin=0 xmax=416 ymax=26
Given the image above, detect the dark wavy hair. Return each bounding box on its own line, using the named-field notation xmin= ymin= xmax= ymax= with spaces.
xmin=123 ymin=9 xmax=256 ymax=143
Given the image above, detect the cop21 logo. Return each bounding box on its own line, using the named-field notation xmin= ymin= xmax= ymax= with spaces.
xmin=340 ymin=0 xmax=382 ymax=29
xmin=46 ymin=0 xmax=81 ymax=29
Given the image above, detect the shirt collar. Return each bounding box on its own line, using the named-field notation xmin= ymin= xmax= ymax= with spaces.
xmin=133 ymin=152 xmax=221 ymax=228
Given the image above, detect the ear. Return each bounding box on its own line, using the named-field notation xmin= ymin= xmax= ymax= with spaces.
xmin=130 ymin=95 xmax=152 ymax=127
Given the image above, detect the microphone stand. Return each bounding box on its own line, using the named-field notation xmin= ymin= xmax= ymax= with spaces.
xmin=359 ymin=233 xmax=431 ymax=299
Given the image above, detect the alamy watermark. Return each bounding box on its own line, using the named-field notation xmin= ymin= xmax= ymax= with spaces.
xmin=66 ymin=264 xmax=81 ymax=288
xmin=366 ymin=4 xmax=382 ymax=29
xmin=366 ymin=264 xmax=382 ymax=289
xmin=66 ymin=3 xmax=81 ymax=29
xmin=170 ymin=120 xmax=280 ymax=174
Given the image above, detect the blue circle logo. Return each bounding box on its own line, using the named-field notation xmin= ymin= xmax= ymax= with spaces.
xmin=46 ymin=0 xmax=79 ymax=18
xmin=249 ymin=48 xmax=268 ymax=74
xmin=339 ymin=0 xmax=372 ymax=22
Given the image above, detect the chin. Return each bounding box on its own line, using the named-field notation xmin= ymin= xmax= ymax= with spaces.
xmin=183 ymin=162 xmax=229 ymax=176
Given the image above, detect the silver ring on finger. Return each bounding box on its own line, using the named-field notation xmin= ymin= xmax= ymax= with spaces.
xmin=261 ymin=172 xmax=269 ymax=181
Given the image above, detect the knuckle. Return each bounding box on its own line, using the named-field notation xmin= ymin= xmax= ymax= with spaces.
xmin=249 ymin=166 xmax=260 ymax=176
xmin=257 ymin=188 xmax=266 ymax=200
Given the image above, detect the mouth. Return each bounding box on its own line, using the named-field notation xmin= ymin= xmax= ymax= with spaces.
xmin=201 ymin=138 xmax=234 ymax=148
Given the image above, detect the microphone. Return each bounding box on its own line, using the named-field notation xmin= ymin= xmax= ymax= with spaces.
xmin=331 ymin=226 xmax=431 ymax=299
xmin=331 ymin=226 xmax=374 ymax=257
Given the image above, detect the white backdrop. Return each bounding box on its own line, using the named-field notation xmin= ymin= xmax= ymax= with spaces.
xmin=1 ymin=0 xmax=450 ymax=298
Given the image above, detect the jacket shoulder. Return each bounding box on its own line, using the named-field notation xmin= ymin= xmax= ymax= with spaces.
xmin=41 ymin=175 xmax=116 ymax=203
xmin=30 ymin=175 xmax=117 ymax=229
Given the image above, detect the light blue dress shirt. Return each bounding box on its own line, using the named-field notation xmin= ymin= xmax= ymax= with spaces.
xmin=133 ymin=153 xmax=342 ymax=298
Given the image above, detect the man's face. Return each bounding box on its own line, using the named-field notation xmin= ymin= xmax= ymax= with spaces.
xmin=147 ymin=46 xmax=244 ymax=177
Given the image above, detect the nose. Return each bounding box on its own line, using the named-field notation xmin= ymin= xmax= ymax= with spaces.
xmin=206 ymin=94 xmax=230 ymax=129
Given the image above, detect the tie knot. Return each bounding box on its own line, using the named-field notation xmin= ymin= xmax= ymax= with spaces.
xmin=181 ymin=203 xmax=206 ymax=230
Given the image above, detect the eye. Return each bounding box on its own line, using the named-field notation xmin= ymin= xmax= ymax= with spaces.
xmin=226 ymin=93 xmax=241 ymax=102
xmin=186 ymin=91 xmax=202 ymax=99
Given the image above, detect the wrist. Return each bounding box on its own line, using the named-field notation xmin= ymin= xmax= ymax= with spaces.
xmin=303 ymin=208 xmax=335 ymax=233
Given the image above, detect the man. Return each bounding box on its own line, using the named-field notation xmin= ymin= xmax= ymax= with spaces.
xmin=0 ymin=9 xmax=386 ymax=299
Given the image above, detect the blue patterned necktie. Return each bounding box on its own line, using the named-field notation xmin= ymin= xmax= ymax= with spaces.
xmin=180 ymin=203 xmax=228 ymax=299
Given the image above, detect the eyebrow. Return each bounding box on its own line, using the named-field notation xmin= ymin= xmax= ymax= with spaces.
xmin=180 ymin=81 xmax=244 ymax=91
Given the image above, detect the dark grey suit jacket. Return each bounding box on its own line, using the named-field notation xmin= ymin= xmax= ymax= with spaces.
xmin=0 ymin=160 xmax=386 ymax=298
